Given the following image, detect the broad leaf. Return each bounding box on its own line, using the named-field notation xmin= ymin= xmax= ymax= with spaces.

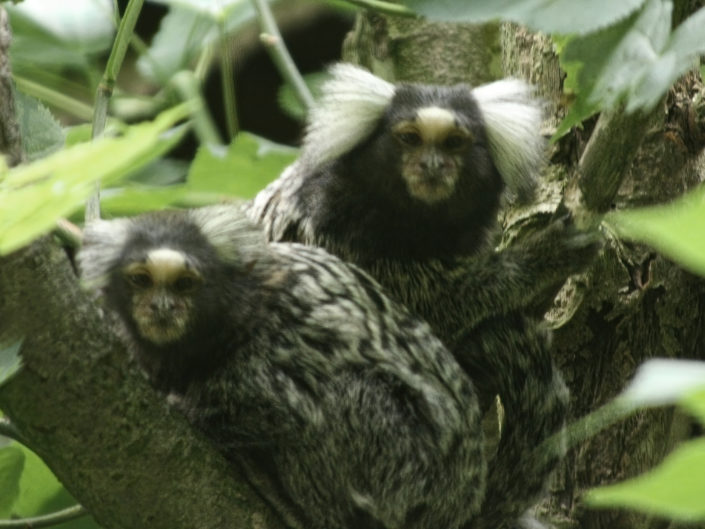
xmin=620 ymin=359 xmax=705 ymax=408
xmin=187 ymin=132 xmax=297 ymax=198
xmin=136 ymin=6 xmax=216 ymax=83
xmin=95 ymin=133 xmax=295 ymax=215
xmin=7 ymin=0 xmax=114 ymax=73
xmin=587 ymin=438 xmax=705 ymax=521
xmin=147 ymin=0 xmax=248 ymax=14
xmin=98 ymin=186 xmax=192 ymax=216
xmin=681 ymin=389 xmax=705 ymax=425
xmin=628 ymin=5 xmax=705 ymax=110
xmin=0 ymin=105 xmax=190 ymax=254
xmin=606 ymin=183 xmax=705 ymax=276
xmin=137 ymin=0 xmax=272 ymax=82
xmin=401 ymin=0 xmax=645 ymax=35
xmin=14 ymin=91 xmax=65 ymax=162
xmin=557 ymin=1 xmax=705 ymax=136
xmin=0 ymin=445 xmax=25 ymax=517
xmin=0 ymin=340 xmax=23 ymax=389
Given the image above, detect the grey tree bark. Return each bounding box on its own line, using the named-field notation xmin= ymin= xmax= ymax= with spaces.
xmin=344 ymin=8 xmax=705 ymax=529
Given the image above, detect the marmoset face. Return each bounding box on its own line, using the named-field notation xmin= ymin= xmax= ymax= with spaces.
xmin=392 ymin=105 xmax=475 ymax=204
xmin=121 ymin=247 xmax=202 ymax=346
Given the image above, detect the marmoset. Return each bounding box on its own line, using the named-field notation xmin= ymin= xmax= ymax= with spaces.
xmin=248 ymin=64 xmax=599 ymax=528
xmin=78 ymin=206 xmax=487 ymax=529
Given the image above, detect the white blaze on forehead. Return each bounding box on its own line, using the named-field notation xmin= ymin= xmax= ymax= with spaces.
xmin=415 ymin=106 xmax=457 ymax=142
xmin=145 ymin=248 xmax=188 ymax=284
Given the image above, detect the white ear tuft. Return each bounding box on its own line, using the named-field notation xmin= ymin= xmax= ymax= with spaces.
xmin=78 ymin=218 xmax=133 ymax=290
xmin=302 ymin=63 xmax=395 ymax=169
xmin=472 ymin=80 xmax=545 ymax=202
xmin=189 ymin=205 xmax=269 ymax=266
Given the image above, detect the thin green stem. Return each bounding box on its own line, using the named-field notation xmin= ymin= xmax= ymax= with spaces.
xmin=13 ymin=76 xmax=93 ymax=121
xmin=54 ymin=219 xmax=83 ymax=249
xmin=194 ymin=43 xmax=216 ymax=83
xmin=342 ymin=0 xmax=417 ymax=17
xmin=92 ymin=0 xmax=145 ymax=139
xmin=171 ymin=71 xmax=223 ymax=146
xmin=538 ymin=397 xmax=636 ymax=460
xmin=87 ymin=0 xmax=145 ymax=223
xmin=251 ymin=0 xmax=314 ymax=110
xmin=219 ymin=23 xmax=238 ymax=140
xmin=0 ymin=505 xmax=88 ymax=528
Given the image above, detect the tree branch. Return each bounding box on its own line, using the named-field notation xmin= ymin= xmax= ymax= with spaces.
xmin=252 ymin=0 xmax=314 ymax=110
xmin=574 ymin=105 xmax=664 ymax=217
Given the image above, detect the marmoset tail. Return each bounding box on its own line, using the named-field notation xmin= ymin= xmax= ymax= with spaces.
xmin=248 ymin=64 xmax=601 ymax=528
xmin=78 ymin=206 xmax=487 ymax=529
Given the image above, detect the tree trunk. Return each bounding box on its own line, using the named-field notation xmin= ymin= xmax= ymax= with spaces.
xmin=345 ymin=9 xmax=705 ymax=529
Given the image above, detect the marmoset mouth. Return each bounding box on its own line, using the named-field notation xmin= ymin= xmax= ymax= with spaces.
xmin=407 ymin=177 xmax=455 ymax=203
xmin=153 ymin=315 xmax=172 ymax=327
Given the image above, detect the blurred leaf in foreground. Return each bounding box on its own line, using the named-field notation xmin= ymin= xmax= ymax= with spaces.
xmin=606 ymin=183 xmax=705 ymax=276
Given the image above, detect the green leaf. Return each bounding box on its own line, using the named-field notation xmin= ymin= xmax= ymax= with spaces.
xmin=90 ymin=186 xmax=231 ymax=217
xmin=7 ymin=0 xmax=115 ymax=74
xmin=98 ymin=185 xmax=192 ymax=216
xmin=278 ymin=72 xmax=329 ymax=121
xmin=125 ymin=158 xmax=189 ymax=187
xmin=14 ymin=91 xmax=65 ymax=162
xmin=628 ymin=5 xmax=705 ymax=110
xmin=0 ymin=105 xmax=190 ymax=255
xmin=136 ymin=6 xmax=216 ymax=83
xmin=7 ymin=0 xmax=114 ymax=53
xmin=64 ymin=124 xmax=95 ymax=147
xmin=12 ymin=445 xmax=65 ymax=517
xmin=94 ymin=132 xmax=295 ymax=215
xmin=556 ymin=0 xmax=670 ymax=136
xmin=586 ymin=437 xmax=705 ymax=521
xmin=556 ymin=1 xmax=705 ymax=135
xmin=402 ymin=0 xmax=645 ymax=35
xmin=137 ymin=0 xmax=265 ymax=83
xmin=620 ymin=359 xmax=705 ymax=408
xmin=606 ymin=183 xmax=705 ymax=276
xmin=187 ymin=132 xmax=297 ymax=199
xmin=4 ymin=445 xmax=102 ymax=527
xmin=0 ymin=445 xmax=25 ymax=517
xmin=0 ymin=340 xmax=23 ymax=389
xmin=148 ymin=0 xmax=248 ymax=13
xmin=680 ymin=389 xmax=705 ymax=425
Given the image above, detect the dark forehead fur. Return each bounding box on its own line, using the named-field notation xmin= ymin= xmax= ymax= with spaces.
xmin=386 ymin=83 xmax=483 ymax=126
xmin=119 ymin=211 xmax=216 ymax=268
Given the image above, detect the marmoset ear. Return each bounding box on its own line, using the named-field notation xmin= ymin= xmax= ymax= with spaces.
xmin=78 ymin=218 xmax=133 ymax=290
xmin=472 ymin=80 xmax=545 ymax=202
xmin=302 ymin=63 xmax=396 ymax=170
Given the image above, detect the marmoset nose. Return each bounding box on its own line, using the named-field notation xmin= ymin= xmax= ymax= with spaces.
xmin=150 ymin=296 xmax=174 ymax=312
xmin=420 ymin=152 xmax=447 ymax=172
